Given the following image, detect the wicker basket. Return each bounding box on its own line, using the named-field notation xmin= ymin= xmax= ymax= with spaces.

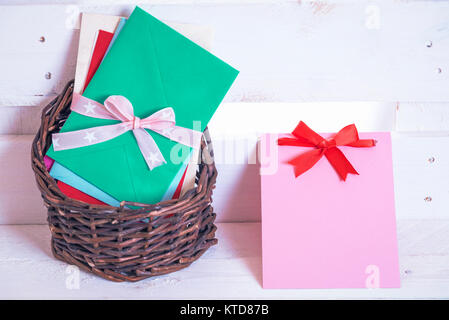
xmin=31 ymin=81 xmax=218 ymax=282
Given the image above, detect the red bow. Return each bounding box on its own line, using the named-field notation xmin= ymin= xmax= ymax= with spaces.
xmin=277 ymin=121 xmax=376 ymax=181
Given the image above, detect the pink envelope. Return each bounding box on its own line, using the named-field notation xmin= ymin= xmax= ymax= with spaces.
xmin=260 ymin=132 xmax=400 ymax=289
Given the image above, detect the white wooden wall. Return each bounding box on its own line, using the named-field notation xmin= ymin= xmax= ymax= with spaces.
xmin=1 ymin=0 xmax=449 ymax=224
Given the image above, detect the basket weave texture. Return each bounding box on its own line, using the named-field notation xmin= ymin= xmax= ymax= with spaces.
xmin=31 ymin=81 xmax=218 ymax=282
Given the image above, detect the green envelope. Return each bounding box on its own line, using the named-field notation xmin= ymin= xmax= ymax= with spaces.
xmin=47 ymin=6 xmax=239 ymax=204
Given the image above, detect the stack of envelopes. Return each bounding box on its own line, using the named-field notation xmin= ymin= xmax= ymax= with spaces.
xmin=45 ymin=6 xmax=239 ymax=205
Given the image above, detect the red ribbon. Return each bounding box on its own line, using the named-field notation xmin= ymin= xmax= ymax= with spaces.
xmin=277 ymin=121 xmax=376 ymax=181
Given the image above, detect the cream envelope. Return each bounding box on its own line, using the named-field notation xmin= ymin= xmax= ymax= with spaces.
xmin=74 ymin=13 xmax=123 ymax=94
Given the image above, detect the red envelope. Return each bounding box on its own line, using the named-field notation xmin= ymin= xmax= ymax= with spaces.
xmin=57 ymin=181 xmax=107 ymax=205
xmin=172 ymin=167 xmax=187 ymax=199
xmin=83 ymin=30 xmax=114 ymax=93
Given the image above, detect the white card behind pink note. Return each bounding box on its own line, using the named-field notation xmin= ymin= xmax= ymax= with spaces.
xmin=260 ymin=132 xmax=400 ymax=289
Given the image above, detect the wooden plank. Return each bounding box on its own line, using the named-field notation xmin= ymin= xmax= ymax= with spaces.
xmin=0 ymin=135 xmax=46 ymax=225
xmin=0 ymin=106 xmax=46 ymax=135
xmin=0 ymin=222 xmax=448 ymax=299
xmin=1 ymin=1 xmax=449 ymax=107
xmin=1 ymin=131 xmax=448 ymax=224
xmin=0 ymin=100 xmax=396 ymax=224
xmin=0 ymin=100 xmax=395 ymax=135
xmin=396 ymin=102 xmax=449 ymax=132
xmin=0 ymin=5 xmax=79 ymax=105
xmin=209 ymin=101 xmax=395 ymax=138
xmin=392 ymin=133 xmax=449 ymax=220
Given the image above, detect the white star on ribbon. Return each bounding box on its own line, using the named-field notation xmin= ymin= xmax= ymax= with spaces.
xmin=84 ymin=102 xmax=96 ymax=114
xmin=161 ymin=126 xmax=174 ymax=136
xmin=161 ymin=110 xmax=172 ymax=119
xmin=83 ymin=131 xmax=97 ymax=143
xmin=148 ymin=152 xmax=163 ymax=166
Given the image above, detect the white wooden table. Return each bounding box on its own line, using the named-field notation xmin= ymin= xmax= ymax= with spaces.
xmin=1 ymin=0 xmax=449 ymax=300
xmin=1 ymin=221 xmax=448 ymax=299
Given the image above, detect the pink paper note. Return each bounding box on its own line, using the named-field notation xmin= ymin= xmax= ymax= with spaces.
xmin=260 ymin=132 xmax=400 ymax=289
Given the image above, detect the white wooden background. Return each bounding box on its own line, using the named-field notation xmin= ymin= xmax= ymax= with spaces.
xmin=0 ymin=0 xmax=449 ymax=299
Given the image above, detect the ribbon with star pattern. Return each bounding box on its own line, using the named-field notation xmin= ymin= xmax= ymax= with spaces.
xmin=52 ymin=93 xmax=203 ymax=170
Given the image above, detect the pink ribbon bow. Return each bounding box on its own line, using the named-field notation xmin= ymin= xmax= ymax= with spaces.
xmin=52 ymin=93 xmax=203 ymax=170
